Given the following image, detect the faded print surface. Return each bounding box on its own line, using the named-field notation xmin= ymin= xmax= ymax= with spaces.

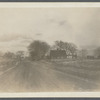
xmin=0 ymin=7 xmax=100 ymax=92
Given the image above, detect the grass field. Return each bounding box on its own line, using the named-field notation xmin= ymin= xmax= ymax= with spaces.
xmin=48 ymin=59 xmax=100 ymax=91
xmin=51 ymin=59 xmax=100 ymax=80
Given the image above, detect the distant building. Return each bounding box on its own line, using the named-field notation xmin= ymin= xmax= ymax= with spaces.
xmin=87 ymin=55 xmax=95 ymax=59
xmin=50 ymin=49 xmax=67 ymax=59
xmin=46 ymin=48 xmax=77 ymax=59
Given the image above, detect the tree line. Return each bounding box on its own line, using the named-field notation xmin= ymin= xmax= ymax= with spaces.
xmin=2 ymin=40 xmax=100 ymax=61
xmin=28 ymin=40 xmax=77 ymax=60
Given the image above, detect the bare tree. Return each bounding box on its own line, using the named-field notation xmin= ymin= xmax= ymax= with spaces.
xmin=28 ymin=40 xmax=50 ymax=60
xmin=64 ymin=42 xmax=70 ymax=50
xmin=3 ymin=52 xmax=15 ymax=59
xmin=79 ymin=49 xmax=88 ymax=59
xmin=54 ymin=41 xmax=77 ymax=58
xmin=66 ymin=43 xmax=77 ymax=58
xmin=54 ymin=40 xmax=65 ymax=50
xmin=16 ymin=51 xmax=25 ymax=61
xmin=94 ymin=47 xmax=100 ymax=58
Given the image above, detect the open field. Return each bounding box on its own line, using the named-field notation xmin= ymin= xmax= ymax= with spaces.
xmin=0 ymin=58 xmax=99 ymax=92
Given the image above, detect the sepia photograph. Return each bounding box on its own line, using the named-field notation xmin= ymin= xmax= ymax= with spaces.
xmin=0 ymin=3 xmax=100 ymax=94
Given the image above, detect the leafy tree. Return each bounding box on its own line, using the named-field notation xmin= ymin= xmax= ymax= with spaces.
xmin=28 ymin=40 xmax=50 ymax=60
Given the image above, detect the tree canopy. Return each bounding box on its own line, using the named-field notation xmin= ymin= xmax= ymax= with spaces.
xmin=54 ymin=40 xmax=77 ymax=55
xmin=28 ymin=40 xmax=50 ymax=60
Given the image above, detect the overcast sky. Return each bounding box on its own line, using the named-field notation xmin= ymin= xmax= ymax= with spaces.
xmin=0 ymin=7 xmax=100 ymax=52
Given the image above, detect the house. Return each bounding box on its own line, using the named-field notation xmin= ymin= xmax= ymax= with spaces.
xmin=50 ymin=49 xmax=67 ymax=59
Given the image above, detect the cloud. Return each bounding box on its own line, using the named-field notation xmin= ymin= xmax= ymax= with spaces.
xmin=76 ymin=9 xmax=100 ymax=48
xmin=0 ymin=8 xmax=99 ymax=52
xmin=0 ymin=37 xmax=33 ymax=53
xmin=59 ymin=20 xmax=66 ymax=26
xmin=35 ymin=33 xmax=42 ymax=36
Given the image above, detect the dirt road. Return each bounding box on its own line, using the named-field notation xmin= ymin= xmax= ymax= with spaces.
xmin=0 ymin=60 xmax=99 ymax=92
